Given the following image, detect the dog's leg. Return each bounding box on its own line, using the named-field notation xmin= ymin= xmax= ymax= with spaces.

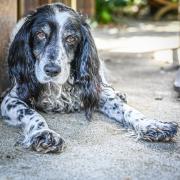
xmin=1 ymin=88 xmax=65 ymax=153
xmin=99 ymin=85 xmax=178 ymax=141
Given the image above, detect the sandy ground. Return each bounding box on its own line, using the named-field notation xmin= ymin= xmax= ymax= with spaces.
xmin=0 ymin=21 xmax=180 ymax=180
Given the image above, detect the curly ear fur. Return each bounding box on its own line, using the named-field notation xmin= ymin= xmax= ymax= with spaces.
xmin=73 ymin=20 xmax=102 ymax=120
xmin=8 ymin=17 xmax=43 ymax=104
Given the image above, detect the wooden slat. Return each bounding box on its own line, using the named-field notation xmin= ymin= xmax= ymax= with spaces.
xmin=77 ymin=0 xmax=95 ymax=17
xmin=18 ymin=0 xmax=76 ymax=20
xmin=58 ymin=0 xmax=71 ymax=7
xmin=71 ymin=0 xmax=77 ymax=10
xmin=0 ymin=0 xmax=17 ymax=93
xmin=18 ymin=0 xmax=40 ymax=18
xmin=39 ymin=0 xmax=53 ymax=6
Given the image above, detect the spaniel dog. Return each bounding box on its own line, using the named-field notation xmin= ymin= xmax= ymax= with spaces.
xmin=1 ymin=3 xmax=178 ymax=153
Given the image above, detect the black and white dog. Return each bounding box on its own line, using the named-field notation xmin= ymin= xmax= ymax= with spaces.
xmin=1 ymin=3 xmax=178 ymax=153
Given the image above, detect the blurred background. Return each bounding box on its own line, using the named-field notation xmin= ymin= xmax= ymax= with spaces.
xmin=0 ymin=0 xmax=179 ymax=95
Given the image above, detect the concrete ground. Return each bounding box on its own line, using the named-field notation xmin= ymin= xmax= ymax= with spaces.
xmin=0 ymin=21 xmax=180 ymax=180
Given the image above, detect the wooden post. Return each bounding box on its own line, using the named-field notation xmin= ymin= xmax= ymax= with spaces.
xmin=0 ymin=0 xmax=17 ymax=94
xmin=18 ymin=0 xmax=78 ymax=20
xmin=77 ymin=0 xmax=95 ymax=17
xmin=71 ymin=0 xmax=77 ymax=10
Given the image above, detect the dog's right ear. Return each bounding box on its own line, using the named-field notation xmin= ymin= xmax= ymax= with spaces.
xmin=8 ymin=19 xmax=32 ymax=81
xmin=8 ymin=15 xmax=42 ymax=102
xmin=73 ymin=15 xmax=102 ymax=120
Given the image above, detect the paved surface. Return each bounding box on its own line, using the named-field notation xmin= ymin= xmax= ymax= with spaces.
xmin=0 ymin=21 xmax=180 ymax=180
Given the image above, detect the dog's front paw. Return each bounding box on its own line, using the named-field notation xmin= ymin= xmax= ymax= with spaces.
xmin=116 ymin=92 xmax=127 ymax=103
xmin=139 ymin=121 xmax=178 ymax=142
xmin=23 ymin=129 xmax=65 ymax=153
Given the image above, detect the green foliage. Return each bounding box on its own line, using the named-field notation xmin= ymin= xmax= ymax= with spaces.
xmin=95 ymin=0 xmax=178 ymax=23
xmin=96 ymin=0 xmax=145 ymax=23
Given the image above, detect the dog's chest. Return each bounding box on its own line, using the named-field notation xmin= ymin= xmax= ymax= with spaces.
xmin=35 ymin=82 xmax=82 ymax=113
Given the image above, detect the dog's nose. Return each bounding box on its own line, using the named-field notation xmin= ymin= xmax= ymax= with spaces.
xmin=44 ymin=63 xmax=61 ymax=77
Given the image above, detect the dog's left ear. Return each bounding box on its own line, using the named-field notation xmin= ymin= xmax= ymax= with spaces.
xmin=8 ymin=16 xmax=42 ymax=104
xmin=74 ymin=18 xmax=101 ymax=120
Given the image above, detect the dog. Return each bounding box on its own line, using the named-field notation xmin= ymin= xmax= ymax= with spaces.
xmin=0 ymin=3 xmax=178 ymax=153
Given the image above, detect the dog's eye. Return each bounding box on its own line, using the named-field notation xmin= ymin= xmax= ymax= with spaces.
xmin=36 ymin=32 xmax=46 ymax=40
xmin=66 ymin=36 xmax=77 ymax=44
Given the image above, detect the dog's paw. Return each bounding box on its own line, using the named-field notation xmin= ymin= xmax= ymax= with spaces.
xmin=139 ymin=121 xmax=178 ymax=142
xmin=23 ymin=129 xmax=65 ymax=153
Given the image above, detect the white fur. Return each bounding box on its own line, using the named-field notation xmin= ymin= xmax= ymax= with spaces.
xmin=35 ymin=10 xmax=72 ymax=85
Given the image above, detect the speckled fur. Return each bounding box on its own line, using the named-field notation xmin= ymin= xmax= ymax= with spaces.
xmin=99 ymin=85 xmax=178 ymax=142
xmin=35 ymin=78 xmax=82 ymax=113
xmin=0 ymin=3 xmax=178 ymax=153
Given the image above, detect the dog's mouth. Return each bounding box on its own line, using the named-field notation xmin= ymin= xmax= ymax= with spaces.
xmin=42 ymin=71 xmax=70 ymax=85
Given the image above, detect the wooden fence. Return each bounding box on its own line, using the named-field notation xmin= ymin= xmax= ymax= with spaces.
xmin=0 ymin=1 xmax=17 ymax=93
xmin=18 ymin=0 xmax=95 ymax=19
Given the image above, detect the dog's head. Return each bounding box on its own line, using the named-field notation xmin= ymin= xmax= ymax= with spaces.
xmin=8 ymin=3 xmax=101 ymax=118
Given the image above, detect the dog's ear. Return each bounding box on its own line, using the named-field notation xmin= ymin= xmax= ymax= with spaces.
xmin=74 ymin=19 xmax=101 ymax=120
xmin=8 ymin=17 xmax=42 ymax=103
